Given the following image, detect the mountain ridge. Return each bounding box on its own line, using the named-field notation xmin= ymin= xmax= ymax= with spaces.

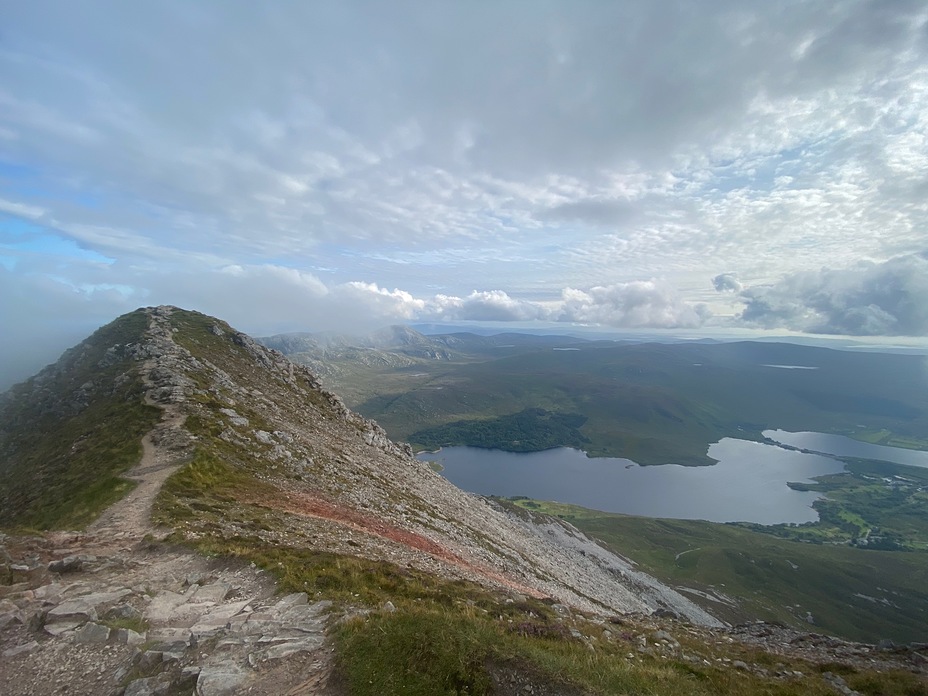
xmin=2 ymin=306 xmax=926 ymax=695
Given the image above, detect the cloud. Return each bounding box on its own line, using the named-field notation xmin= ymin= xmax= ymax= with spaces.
xmin=430 ymin=290 xmax=550 ymax=322
xmin=736 ymin=252 xmax=928 ymax=335
xmin=539 ymin=198 xmax=641 ymax=227
xmin=558 ymin=281 xmax=709 ymax=328
xmin=712 ymin=273 xmax=743 ymax=293
xmin=2 ymin=0 xmax=928 ymax=376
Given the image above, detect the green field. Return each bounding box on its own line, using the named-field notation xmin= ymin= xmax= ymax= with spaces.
xmin=741 ymin=458 xmax=928 ymax=550
xmin=504 ymin=498 xmax=928 ymax=644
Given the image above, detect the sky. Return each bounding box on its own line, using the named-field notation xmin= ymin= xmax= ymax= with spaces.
xmin=2 ymin=1 xmax=928 ymax=387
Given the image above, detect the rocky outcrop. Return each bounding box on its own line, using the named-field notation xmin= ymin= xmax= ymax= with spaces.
xmin=0 ymin=534 xmax=335 ymax=695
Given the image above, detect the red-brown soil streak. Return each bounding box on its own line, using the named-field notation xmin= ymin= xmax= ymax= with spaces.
xmin=250 ymin=487 xmax=546 ymax=599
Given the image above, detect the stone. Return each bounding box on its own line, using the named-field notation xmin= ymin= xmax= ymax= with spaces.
xmin=0 ymin=609 xmax=25 ymax=629
xmin=105 ymin=602 xmax=141 ymax=621
xmin=34 ymin=583 xmax=64 ymax=602
xmin=148 ymin=627 xmax=195 ymax=653
xmin=382 ymin=600 xmax=396 ymax=613
xmin=44 ymin=621 xmax=81 ymax=636
xmin=254 ymin=430 xmax=274 ymax=445
xmin=74 ymin=621 xmax=111 ymax=643
xmin=732 ymin=660 xmax=749 ymax=670
xmin=48 ymin=556 xmax=82 ymax=574
xmin=259 ymin=636 xmax=326 ymax=661
xmin=274 ymin=592 xmax=309 ymax=610
xmin=47 ymin=598 xmax=98 ymax=623
xmin=2 ymin=641 xmax=38 ymax=658
xmin=114 ymin=627 xmax=146 ymax=645
xmin=191 ymin=583 xmax=232 ymax=603
xmin=196 ymin=664 xmax=248 ymax=695
xmin=652 ymin=630 xmax=674 ymax=643
xmin=877 ymin=638 xmax=896 ymax=651
xmin=135 ymin=650 xmax=164 ymax=671
xmin=124 ymin=676 xmax=172 ymax=696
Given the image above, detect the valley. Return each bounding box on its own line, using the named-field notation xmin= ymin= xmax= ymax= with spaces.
xmin=265 ymin=329 xmax=928 ymax=467
xmin=268 ymin=325 xmax=928 ymax=648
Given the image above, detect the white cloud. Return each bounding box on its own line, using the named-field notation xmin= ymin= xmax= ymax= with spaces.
xmin=558 ymin=281 xmax=709 ymax=329
xmin=736 ymin=252 xmax=928 ymax=335
xmin=713 ymin=273 xmax=743 ymax=293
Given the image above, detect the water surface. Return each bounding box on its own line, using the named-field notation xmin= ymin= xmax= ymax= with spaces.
xmin=420 ymin=437 xmax=854 ymax=524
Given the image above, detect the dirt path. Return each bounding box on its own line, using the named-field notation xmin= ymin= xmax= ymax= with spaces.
xmin=86 ymin=401 xmax=188 ymax=548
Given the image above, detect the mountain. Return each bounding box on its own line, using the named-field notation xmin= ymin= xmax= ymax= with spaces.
xmin=1 ymin=307 xmax=926 ymax=695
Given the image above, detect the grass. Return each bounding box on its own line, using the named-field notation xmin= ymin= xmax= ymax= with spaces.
xmin=0 ymin=309 xmax=162 ymax=529
xmin=504 ymin=498 xmax=928 ymax=644
xmin=334 ymin=604 xmax=867 ymax=696
xmin=102 ymin=615 xmax=149 ymax=634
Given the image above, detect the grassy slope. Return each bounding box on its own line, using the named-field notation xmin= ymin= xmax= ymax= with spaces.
xmin=0 ymin=309 xmax=161 ymax=529
xmin=506 ymin=499 xmax=928 ymax=644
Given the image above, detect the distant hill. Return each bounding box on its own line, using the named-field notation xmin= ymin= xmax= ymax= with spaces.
xmin=294 ymin=335 xmax=928 ymax=466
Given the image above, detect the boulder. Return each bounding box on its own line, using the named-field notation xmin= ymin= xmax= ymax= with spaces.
xmin=48 ymin=556 xmax=82 ymax=574
xmin=47 ymin=598 xmax=98 ymax=623
xmin=74 ymin=621 xmax=111 ymax=643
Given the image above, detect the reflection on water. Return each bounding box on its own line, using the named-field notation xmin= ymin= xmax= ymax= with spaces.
xmin=419 ymin=435 xmax=870 ymax=524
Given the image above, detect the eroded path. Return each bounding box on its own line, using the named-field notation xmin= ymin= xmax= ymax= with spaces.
xmin=86 ymin=403 xmax=188 ymax=549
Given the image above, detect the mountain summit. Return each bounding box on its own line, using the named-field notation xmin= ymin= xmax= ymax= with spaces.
xmin=1 ymin=306 xmax=925 ymax=695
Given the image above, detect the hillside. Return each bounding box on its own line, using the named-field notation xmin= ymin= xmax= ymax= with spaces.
xmin=1 ymin=307 xmax=926 ymax=695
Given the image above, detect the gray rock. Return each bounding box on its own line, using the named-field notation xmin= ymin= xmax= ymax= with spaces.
xmin=382 ymin=600 xmax=396 ymax=613
xmin=44 ymin=621 xmax=81 ymax=636
xmin=135 ymin=650 xmax=164 ymax=671
xmin=877 ymin=638 xmax=896 ymax=651
xmin=2 ymin=641 xmax=38 ymax=658
xmin=124 ymin=676 xmax=172 ymax=696
xmin=47 ymin=598 xmax=98 ymax=623
xmin=114 ymin=627 xmax=146 ymax=645
xmin=0 ymin=609 xmax=25 ymax=629
xmin=105 ymin=603 xmax=142 ymax=621
xmin=652 ymin=630 xmax=674 ymax=643
xmin=74 ymin=621 xmax=111 ymax=643
xmin=732 ymin=660 xmax=749 ymax=670
xmin=34 ymin=583 xmax=64 ymax=602
xmin=274 ymin=592 xmax=308 ymax=610
xmin=196 ymin=664 xmax=248 ymax=695
xmin=148 ymin=627 xmax=195 ymax=653
xmin=48 ymin=556 xmax=82 ymax=574
xmin=191 ymin=583 xmax=232 ymax=603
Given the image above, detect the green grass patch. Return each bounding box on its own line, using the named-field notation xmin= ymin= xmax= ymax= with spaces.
xmin=334 ymin=605 xmax=845 ymax=696
xmin=0 ymin=309 xmax=161 ymax=529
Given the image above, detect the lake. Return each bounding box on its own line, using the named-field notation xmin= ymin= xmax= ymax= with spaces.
xmin=418 ymin=432 xmax=927 ymax=525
